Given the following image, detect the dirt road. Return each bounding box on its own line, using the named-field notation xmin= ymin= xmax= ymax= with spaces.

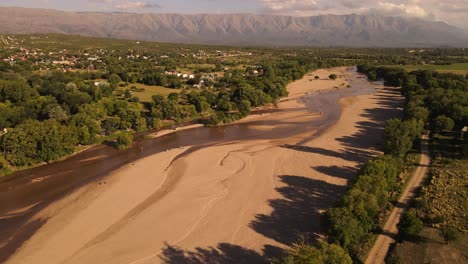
xmin=365 ymin=134 xmax=430 ymax=264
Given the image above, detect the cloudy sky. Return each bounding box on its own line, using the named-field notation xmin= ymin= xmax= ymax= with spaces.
xmin=1 ymin=0 xmax=467 ymax=29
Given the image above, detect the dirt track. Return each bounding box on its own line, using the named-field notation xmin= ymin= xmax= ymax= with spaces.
xmin=365 ymin=134 xmax=431 ymax=264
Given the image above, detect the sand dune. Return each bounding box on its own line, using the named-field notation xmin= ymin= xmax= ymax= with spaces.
xmin=6 ymin=68 xmax=402 ymax=264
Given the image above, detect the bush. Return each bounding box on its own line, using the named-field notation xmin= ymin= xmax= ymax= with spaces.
xmin=433 ymin=115 xmax=454 ymax=134
xmin=280 ymin=241 xmax=352 ymax=264
xmin=329 ymin=74 xmax=338 ymax=80
xmin=115 ymin=131 xmax=133 ymax=150
xmin=440 ymin=227 xmax=459 ymax=244
xmin=397 ymin=211 xmax=423 ymax=238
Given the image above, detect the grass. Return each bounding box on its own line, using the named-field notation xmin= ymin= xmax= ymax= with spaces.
xmin=387 ymin=133 xmax=468 ymax=264
xmin=419 ymin=134 xmax=467 ymax=232
xmin=388 ymin=227 xmax=467 ymax=264
xmin=124 ymin=83 xmax=181 ymax=102
xmin=385 ymin=63 xmax=468 ymax=75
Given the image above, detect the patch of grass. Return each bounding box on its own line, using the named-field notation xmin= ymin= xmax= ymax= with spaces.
xmin=124 ymin=83 xmax=181 ymax=102
xmin=389 ymin=133 xmax=467 ymax=263
xmin=389 ymin=227 xmax=468 ymax=264
xmin=384 ymin=63 xmax=468 ymax=75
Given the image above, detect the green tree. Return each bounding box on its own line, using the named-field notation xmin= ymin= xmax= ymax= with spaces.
xmin=237 ymin=100 xmax=251 ymax=116
xmin=280 ymin=241 xmax=352 ymax=264
xmin=115 ymin=131 xmax=133 ymax=150
xmin=433 ymin=115 xmax=455 ymax=134
xmin=384 ymin=119 xmax=413 ymax=157
xmin=407 ymin=106 xmax=429 ymax=122
xmin=397 ymin=211 xmax=423 ymax=238
xmin=109 ymin=73 xmax=122 ymax=90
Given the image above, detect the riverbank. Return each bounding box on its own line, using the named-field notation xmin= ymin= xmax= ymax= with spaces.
xmin=3 ymin=67 xmax=403 ymax=264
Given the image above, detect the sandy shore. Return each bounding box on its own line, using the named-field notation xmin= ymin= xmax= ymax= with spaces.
xmin=6 ymin=67 xmax=402 ymax=264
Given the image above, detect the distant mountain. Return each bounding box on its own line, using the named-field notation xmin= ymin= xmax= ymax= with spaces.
xmin=0 ymin=7 xmax=467 ymax=47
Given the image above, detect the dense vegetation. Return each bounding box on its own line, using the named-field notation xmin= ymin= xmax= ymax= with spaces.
xmin=0 ymin=34 xmax=363 ymax=172
xmin=1 ymin=34 xmax=467 ymax=262
xmin=357 ymin=65 xmax=467 ymax=263
xmin=281 ymin=64 xmax=467 ymax=262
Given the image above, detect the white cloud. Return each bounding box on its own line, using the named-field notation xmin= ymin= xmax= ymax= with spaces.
xmin=258 ymin=0 xmax=468 ymax=29
xmin=88 ymin=0 xmax=160 ymax=10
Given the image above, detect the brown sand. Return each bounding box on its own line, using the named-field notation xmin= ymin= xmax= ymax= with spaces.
xmin=6 ymin=68 xmax=402 ymax=264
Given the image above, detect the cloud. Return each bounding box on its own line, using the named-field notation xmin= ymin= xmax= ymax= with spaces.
xmin=115 ymin=1 xmax=161 ymax=9
xmin=257 ymin=0 xmax=468 ymax=29
xmin=88 ymin=0 xmax=161 ymax=10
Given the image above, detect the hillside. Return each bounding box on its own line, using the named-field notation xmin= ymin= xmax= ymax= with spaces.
xmin=0 ymin=7 xmax=467 ymax=47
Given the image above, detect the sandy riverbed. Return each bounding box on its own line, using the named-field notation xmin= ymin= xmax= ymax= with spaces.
xmin=5 ymin=67 xmax=402 ymax=264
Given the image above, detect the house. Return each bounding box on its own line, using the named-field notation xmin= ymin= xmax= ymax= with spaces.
xmin=461 ymin=127 xmax=468 ymax=138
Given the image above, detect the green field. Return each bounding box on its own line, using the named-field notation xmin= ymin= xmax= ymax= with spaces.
xmin=391 ymin=63 xmax=468 ymax=74
xmin=124 ymin=83 xmax=181 ymax=102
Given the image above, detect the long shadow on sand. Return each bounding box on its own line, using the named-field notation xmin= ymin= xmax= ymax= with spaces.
xmin=249 ymin=175 xmax=346 ymax=246
xmin=249 ymin=88 xmax=403 ymax=251
xmin=159 ymin=243 xmax=279 ymax=264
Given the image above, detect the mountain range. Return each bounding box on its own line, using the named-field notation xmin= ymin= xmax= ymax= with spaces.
xmin=0 ymin=7 xmax=467 ymax=47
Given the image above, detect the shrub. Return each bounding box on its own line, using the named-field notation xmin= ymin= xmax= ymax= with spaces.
xmin=397 ymin=211 xmax=423 ymax=238
xmin=115 ymin=131 xmax=133 ymax=150
xmin=440 ymin=227 xmax=459 ymax=244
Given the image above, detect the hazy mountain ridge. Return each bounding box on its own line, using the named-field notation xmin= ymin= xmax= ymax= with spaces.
xmin=0 ymin=7 xmax=467 ymax=47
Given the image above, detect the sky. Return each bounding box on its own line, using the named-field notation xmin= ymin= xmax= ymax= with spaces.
xmin=1 ymin=0 xmax=467 ymax=29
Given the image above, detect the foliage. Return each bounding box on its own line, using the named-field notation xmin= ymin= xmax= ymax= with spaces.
xmin=384 ymin=118 xmax=422 ymax=157
xmin=433 ymin=115 xmax=454 ymax=134
xmin=440 ymin=227 xmax=459 ymax=244
xmin=398 ymin=211 xmax=423 ymax=238
xmin=279 ymin=241 xmax=352 ymax=264
xmin=0 ymin=120 xmax=77 ymax=166
xmin=114 ymin=131 xmax=133 ymax=150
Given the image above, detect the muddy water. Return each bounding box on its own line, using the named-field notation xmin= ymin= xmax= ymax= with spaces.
xmin=0 ymin=68 xmax=380 ymax=261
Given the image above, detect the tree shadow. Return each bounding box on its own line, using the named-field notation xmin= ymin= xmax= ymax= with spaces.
xmin=281 ymin=144 xmax=376 ymax=164
xmin=312 ymin=165 xmax=357 ymax=180
xmin=159 ymin=243 xmax=279 ymax=264
xmin=0 ymin=217 xmax=48 ymax=263
xmin=249 ymin=175 xmax=347 ymax=246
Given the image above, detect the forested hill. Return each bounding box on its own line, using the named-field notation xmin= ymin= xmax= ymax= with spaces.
xmin=0 ymin=7 xmax=467 ymax=47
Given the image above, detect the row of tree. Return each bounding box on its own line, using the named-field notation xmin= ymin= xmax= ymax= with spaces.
xmin=284 ymin=65 xmax=435 ymax=262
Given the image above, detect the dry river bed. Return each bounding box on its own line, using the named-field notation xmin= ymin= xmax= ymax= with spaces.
xmin=0 ymin=67 xmax=403 ymax=264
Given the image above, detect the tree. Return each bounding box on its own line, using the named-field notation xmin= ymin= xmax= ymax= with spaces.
xmin=280 ymin=240 xmax=352 ymax=264
xmin=47 ymin=105 xmax=68 ymax=121
xmin=115 ymin=131 xmax=133 ymax=150
xmin=397 ymin=211 xmax=423 ymax=238
xmin=367 ymin=71 xmax=378 ymax=81
xmin=124 ymin=89 xmax=132 ymax=99
xmin=440 ymin=227 xmax=459 ymax=244
xmin=0 ymin=120 xmax=76 ymax=166
xmin=329 ymin=74 xmax=338 ymax=80
xmin=433 ymin=115 xmax=454 ymax=134
xmin=407 ymin=106 xmax=429 ymax=122
xmin=384 ymin=119 xmax=414 ymax=157
xmin=108 ymin=73 xmax=122 ymax=90
xmin=314 ymin=76 xmax=320 ymax=80
xmin=237 ymin=100 xmax=251 ymax=116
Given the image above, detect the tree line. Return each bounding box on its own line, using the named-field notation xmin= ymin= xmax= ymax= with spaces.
xmin=278 ymin=65 xmax=466 ymax=263
xmin=0 ymin=51 xmax=352 ymax=171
